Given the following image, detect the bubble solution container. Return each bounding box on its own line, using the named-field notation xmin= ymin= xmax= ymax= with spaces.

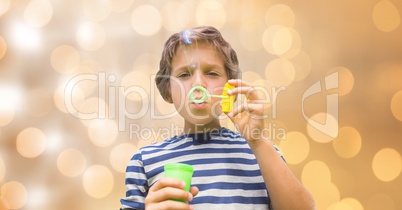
xmin=164 ymin=163 xmax=194 ymax=202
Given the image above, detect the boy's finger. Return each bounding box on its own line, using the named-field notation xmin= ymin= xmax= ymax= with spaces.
xmin=150 ymin=177 xmax=186 ymax=192
xmin=147 ymin=199 xmax=193 ymax=210
xmin=226 ymin=80 xmax=260 ymax=101
xmin=228 ymin=103 xmax=263 ymax=118
xmin=190 ymin=186 xmax=199 ymax=197
xmin=149 ymin=187 xmax=193 ymax=203
xmin=228 ymin=79 xmax=253 ymax=87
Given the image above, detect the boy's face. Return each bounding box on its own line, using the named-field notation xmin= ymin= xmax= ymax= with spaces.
xmin=170 ymin=42 xmax=228 ymax=126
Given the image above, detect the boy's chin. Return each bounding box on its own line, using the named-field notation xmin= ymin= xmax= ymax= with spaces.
xmin=183 ymin=115 xmax=219 ymax=127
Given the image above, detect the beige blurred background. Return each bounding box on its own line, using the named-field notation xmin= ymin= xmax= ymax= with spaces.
xmin=1 ymin=0 xmax=402 ymax=209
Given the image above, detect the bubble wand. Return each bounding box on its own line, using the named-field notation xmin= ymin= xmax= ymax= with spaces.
xmin=188 ymin=83 xmax=235 ymax=113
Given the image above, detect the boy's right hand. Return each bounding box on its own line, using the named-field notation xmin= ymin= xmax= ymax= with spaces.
xmin=145 ymin=177 xmax=199 ymax=210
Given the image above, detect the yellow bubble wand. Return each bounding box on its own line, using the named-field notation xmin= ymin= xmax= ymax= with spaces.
xmin=188 ymin=83 xmax=235 ymax=113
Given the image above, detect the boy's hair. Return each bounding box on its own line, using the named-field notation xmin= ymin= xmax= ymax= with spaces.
xmin=155 ymin=26 xmax=241 ymax=102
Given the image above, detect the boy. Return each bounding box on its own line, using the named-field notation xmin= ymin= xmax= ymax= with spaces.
xmin=120 ymin=26 xmax=315 ymax=210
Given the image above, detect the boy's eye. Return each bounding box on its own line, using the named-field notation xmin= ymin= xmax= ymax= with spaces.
xmin=207 ymin=71 xmax=219 ymax=76
xmin=178 ymin=72 xmax=191 ymax=78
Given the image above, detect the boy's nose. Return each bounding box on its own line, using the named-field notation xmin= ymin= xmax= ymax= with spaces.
xmin=192 ymin=70 xmax=205 ymax=86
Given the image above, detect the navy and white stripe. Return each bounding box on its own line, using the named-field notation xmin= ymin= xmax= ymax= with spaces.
xmin=120 ymin=127 xmax=284 ymax=210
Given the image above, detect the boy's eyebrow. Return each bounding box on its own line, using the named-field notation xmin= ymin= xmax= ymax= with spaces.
xmin=172 ymin=63 xmax=225 ymax=73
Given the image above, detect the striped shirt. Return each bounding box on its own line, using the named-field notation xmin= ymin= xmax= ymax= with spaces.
xmin=120 ymin=127 xmax=285 ymax=210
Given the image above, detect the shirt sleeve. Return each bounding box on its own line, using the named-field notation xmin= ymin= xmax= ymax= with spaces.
xmin=120 ymin=150 xmax=149 ymax=210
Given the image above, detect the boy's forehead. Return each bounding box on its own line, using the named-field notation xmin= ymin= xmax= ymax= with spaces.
xmin=171 ymin=42 xmax=224 ymax=71
xmin=174 ymin=42 xmax=221 ymax=61
xmin=177 ymin=41 xmax=214 ymax=52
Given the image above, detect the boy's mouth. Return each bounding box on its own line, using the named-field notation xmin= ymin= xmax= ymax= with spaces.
xmin=191 ymin=101 xmax=208 ymax=108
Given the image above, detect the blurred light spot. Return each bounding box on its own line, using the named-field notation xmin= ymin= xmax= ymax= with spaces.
xmin=366 ymin=193 xmax=396 ymax=210
xmin=328 ymin=66 xmax=354 ymax=96
xmin=83 ymin=0 xmax=112 ymax=21
xmin=265 ymin=4 xmax=295 ymax=28
xmin=0 ymin=36 xmax=6 ymax=59
xmin=54 ymin=84 xmax=85 ymax=114
xmin=0 ymin=86 xmax=22 ymax=126
xmin=251 ymin=79 xmax=274 ymax=109
xmin=0 ymin=105 xmax=14 ymax=126
xmin=111 ymin=0 xmax=133 ymax=13
xmin=161 ymin=1 xmax=192 ymax=32
xmin=78 ymin=97 xmax=107 ymax=126
xmin=0 ymin=157 xmax=5 ymax=181
xmin=109 ymin=143 xmax=137 ymax=173
xmin=0 ymin=0 xmax=10 ymax=17
xmin=24 ymin=88 xmax=53 ymax=118
xmin=278 ymin=131 xmax=309 ymax=164
xmin=76 ymin=22 xmax=105 ymax=51
xmin=312 ymin=182 xmax=340 ymax=210
xmin=16 ymin=127 xmax=47 ymax=158
xmin=88 ymin=119 xmax=118 ymax=147
xmin=372 ymin=148 xmax=401 ymax=182
xmin=391 ymin=90 xmax=402 ymax=121
xmin=341 ymin=198 xmax=364 ymax=210
xmin=78 ymin=59 xmax=102 ymax=72
xmin=302 ymin=161 xmax=340 ymax=210
xmin=121 ymin=70 xmax=150 ymax=101
xmin=133 ymin=53 xmax=159 ymax=74
xmin=279 ymin=28 xmax=301 ymax=59
xmin=291 ymin=50 xmax=311 ymax=81
xmin=26 ymin=186 xmax=47 ymax=209
xmin=262 ymin=25 xmax=293 ymax=56
xmin=239 ymin=1 xmax=269 ymax=28
xmin=82 ymin=165 xmax=114 ymax=198
xmin=239 ymin=20 xmax=264 ymax=51
xmin=251 ymin=79 xmax=274 ymax=92
xmin=195 ymin=0 xmax=226 ymax=30
xmin=57 ymin=148 xmax=87 ymax=177
xmin=265 ymin=58 xmax=295 ymax=87
xmin=71 ymin=65 xmax=98 ymax=97
xmin=375 ymin=63 xmax=402 ymax=91
xmin=45 ymin=131 xmax=63 ymax=152
xmin=302 ymin=160 xmax=332 ymax=186
xmin=328 ymin=201 xmax=353 ymax=210
xmin=242 ymin=71 xmax=262 ymax=83
xmin=9 ymin=21 xmax=41 ymax=52
xmin=0 ymin=196 xmax=8 ymax=210
xmin=23 ymin=0 xmax=53 ymax=27
xmin=0 ymin=181 xmax=28 ymax=209
xmin=372 ymin=0 xmax=400 ymax=32
xmin=306 ymin=113 xmax=338 ymax=143
xmin=131 ymin=5 xmax=162 ymax=36
xmin=333 ymin=127 xmax=362 ymax=158
xmin=50 ymin=45 xmax=80 ymax=74
xmin=332 ymin=167 xmax=357 ymax=196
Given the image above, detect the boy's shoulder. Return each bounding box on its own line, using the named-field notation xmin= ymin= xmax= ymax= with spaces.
xmin=138 ymin=127 xmax=243 ymax=151
xmin=138 ymin=135 xmax=184 ymax=151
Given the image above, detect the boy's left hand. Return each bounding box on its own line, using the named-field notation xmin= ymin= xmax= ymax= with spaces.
xmin=225 ymin=79 xmax=268 ymax=144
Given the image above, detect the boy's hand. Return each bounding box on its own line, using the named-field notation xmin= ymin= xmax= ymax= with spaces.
xmin=226 ymin=79 xmax=267 ymax=144
xmin=145 ymin=177 xmax=199 ymax=210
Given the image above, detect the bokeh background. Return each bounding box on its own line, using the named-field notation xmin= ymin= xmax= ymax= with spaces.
xmin=1 ymin=0 xmax=402 ymax=209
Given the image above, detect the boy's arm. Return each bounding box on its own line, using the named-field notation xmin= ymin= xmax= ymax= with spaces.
xmin=120 ymin=152 xmax=148 ymax=210
xmin=226 ymin=79 xmax=316 ymax=210
xmin=249 ymin=137 xmax=316 ymax=210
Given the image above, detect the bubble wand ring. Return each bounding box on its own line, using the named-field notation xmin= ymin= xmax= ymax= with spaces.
xmin=188 ymin=85 xmax=228 ymax=104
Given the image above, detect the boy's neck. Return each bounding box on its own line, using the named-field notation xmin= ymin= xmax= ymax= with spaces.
xmin=182 ymin=120 xmax=222 ymax=135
